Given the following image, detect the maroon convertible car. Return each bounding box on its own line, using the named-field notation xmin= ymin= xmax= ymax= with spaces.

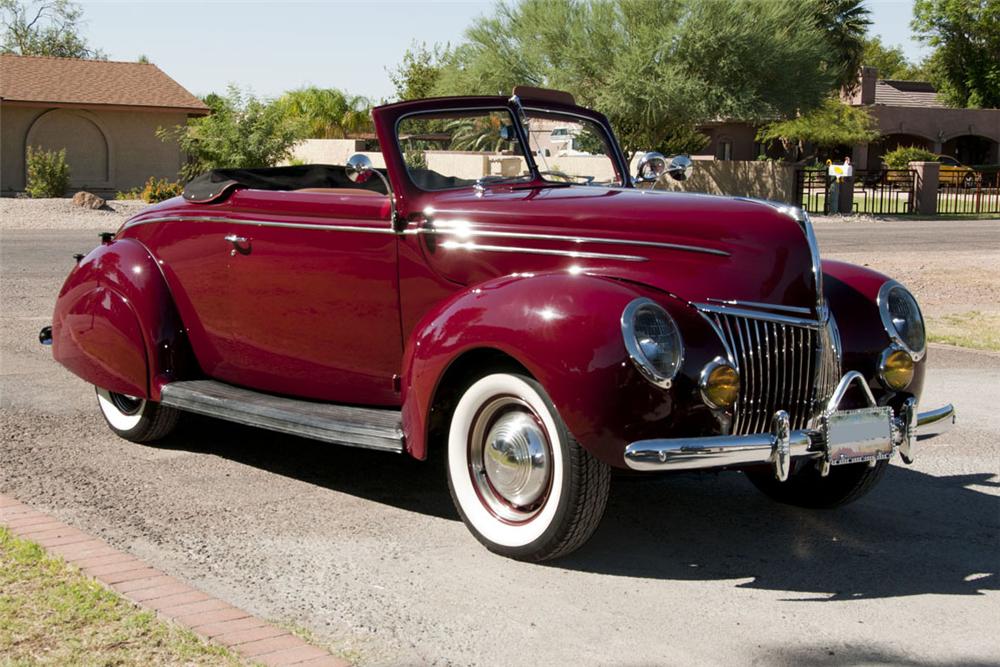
xmin=42 ymin=87 xmax=955 ymax=561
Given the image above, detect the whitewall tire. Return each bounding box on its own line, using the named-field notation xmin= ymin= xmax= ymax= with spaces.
xmin=446 ymin=373 xmax=610 ymax=561
xmin=95 ymin=387 xmax=180 ymax=443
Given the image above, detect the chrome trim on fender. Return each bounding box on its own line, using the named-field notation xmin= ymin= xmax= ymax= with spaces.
xmin=121 ymin=215 xmax=397 ymax=235
xmin=439 ymin=239 xmax=647 ymax=262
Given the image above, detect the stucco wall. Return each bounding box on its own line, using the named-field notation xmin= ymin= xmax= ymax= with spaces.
xmin=1 ymin=104 xmax=189 ymax=195
xmin=652 ymin=160 xmax=798 ymax=204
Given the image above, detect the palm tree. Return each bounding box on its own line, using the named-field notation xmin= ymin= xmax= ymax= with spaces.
xmin=816 ymin=0 xmax=873 ymax=91
xmin=276 ymin=87 xmax=374 ymax=139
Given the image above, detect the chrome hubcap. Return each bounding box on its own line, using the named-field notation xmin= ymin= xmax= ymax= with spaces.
xmin=469 ymin=396 xmax=552 ymax=522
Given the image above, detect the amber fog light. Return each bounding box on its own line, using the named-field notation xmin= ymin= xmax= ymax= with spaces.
xmin=700 ymin=359 xmax=740 ymax=409
xmin=880 ymin=348 xmax=915 ymax=390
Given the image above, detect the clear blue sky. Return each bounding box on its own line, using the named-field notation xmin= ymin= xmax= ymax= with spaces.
xmin=77 ymin=0 xmax=928 ymax=101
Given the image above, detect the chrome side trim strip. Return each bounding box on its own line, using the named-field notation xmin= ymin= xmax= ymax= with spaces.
xmin=704 ymin=298 xmax=812 ymax=315
xmin=409 ymin=226 xmax=729 ymax=257
xmin=439 ymin=240 xmax=647 ymax=262
xmin=121 ymin=215 xmax=396 ymax=235
xmin=694 ymin=302 xmax=825 ymax=329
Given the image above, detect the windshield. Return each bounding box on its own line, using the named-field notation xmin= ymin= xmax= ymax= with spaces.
xmin=522 ymin=109 xmax=624 ymax=187
xmin=396 ymin=109 xmax=533 ymax=191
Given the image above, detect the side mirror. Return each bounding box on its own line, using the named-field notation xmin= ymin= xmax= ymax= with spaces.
xmin=666 ymin=155 xmax=693 ymax=182
xmin=635 ymin=152 xmax=667 ymax=183
xmin=345 ymin=153 xmax=400 ymax=231
xmin=346 ymin=153 xmax=375 ymax=184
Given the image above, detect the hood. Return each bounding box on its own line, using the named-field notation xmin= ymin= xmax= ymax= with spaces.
xmin=412 ymin=185 xmax=821 ymax=313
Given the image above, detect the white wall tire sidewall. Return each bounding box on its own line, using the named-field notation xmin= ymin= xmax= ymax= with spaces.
xmin=448 ymin=374 xmax=565 ymax=548
xmin=95 ymin=387 xmax=145 ymax=432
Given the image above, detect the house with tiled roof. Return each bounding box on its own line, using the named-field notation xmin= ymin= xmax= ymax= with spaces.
xmin=1 ymin=54 xmax=210 ymax=195
xmin=843 ymin=67 xmax=999 ymax=168
xmin=693 ymin=67 xmax=999 ymax=168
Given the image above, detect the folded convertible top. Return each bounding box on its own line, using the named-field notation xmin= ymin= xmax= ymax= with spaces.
xmin=182 ymin=164 xmax=389 ymax=203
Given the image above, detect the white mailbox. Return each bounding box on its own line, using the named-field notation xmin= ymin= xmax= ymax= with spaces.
xmin=829 ymin=164 xmax=853 ymax=177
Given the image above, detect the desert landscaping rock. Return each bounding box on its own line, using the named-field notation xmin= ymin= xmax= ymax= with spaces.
xmin=71 ymin=191 xmax=107 ymax=210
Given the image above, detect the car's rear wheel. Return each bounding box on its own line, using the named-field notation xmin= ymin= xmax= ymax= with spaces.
xmin=446 ymin=373 xmax=610 ymax=561
xmin=95 ymin=387 xmax=180 ymax=443
xmin=745 ymin=458 xmax=889 ymax=509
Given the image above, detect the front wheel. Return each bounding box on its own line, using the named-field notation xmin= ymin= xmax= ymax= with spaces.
xmin=446 ymin=373 xmax=610 ymax=561
xmin=745 ymin=459 xmax=889 ymax=509
xmin=95 ymin=387 xmax=180 ymax=443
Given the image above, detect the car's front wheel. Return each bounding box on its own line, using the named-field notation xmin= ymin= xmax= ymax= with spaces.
xmin=95 ymin=387 xmax=180 ymax=443
xmin=446 ymin=373 xmax=610 ymax=561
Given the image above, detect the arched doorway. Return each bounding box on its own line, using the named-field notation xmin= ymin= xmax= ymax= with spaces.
xmin=941 ymin=135 xmax=999 ymax=166
xmin=25 ymin=109 xmax=113 ymax=189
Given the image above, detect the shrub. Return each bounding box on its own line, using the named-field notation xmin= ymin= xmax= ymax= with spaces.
xmin=25 ymin=146 xmax=70 ymax=198
xmin=115 ymin=177 xmax=183 ymax=203
xmin=882 ymin=146 xmax=939 ymax=169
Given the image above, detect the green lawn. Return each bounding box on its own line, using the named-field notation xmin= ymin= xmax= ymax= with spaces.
xmin=927 ymin=311 xmax=1000 ymax=352
xmin=0 ymin=527 xmax=248 ymax=666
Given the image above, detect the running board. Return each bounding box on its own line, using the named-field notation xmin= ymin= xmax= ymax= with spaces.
xmin=160 ymin=380 xmax=404 ymax=453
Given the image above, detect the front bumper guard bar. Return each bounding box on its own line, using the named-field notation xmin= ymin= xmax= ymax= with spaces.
xmin=624 ymin=371 xmax=956 ymax=481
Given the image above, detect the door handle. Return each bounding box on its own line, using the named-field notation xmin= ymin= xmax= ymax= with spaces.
xmin=224 ymin=234 xmax=250 ymax=256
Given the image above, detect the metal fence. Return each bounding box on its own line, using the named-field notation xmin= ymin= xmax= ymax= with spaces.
xmin=796 ymin=169 xmax=916 ymax=215
xmin=936 ymin=167 xmax=1000 ymax=215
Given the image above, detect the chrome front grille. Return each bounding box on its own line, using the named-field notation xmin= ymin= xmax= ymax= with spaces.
xmin=702 ymin=310 xmax=841 ymax=435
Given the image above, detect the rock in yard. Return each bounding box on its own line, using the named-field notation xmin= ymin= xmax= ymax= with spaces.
xmin=72 ymin=191 xmax=106 ymax=210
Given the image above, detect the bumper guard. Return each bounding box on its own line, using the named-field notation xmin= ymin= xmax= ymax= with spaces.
xmin=624 ymin=371 xmax=956 ymax=481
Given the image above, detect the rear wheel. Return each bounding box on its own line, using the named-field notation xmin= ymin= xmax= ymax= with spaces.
xmin=95 ymin=387 xmax=180 ymax=443
xmin=446 ymin=373 xmax=610 ymax=561
xmin=746 ymin=459 xmax=889 ymax=509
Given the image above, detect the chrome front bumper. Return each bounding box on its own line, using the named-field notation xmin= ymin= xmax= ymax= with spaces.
xmin=624 ymin=371 xmax=956 ymax=480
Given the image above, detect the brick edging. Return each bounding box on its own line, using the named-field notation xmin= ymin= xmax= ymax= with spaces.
xmin=0 ymin=493 xmax=348 ymax=667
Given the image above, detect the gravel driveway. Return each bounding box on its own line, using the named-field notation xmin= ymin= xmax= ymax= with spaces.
xmin=1 ymin=206 xmax=997 ymax=665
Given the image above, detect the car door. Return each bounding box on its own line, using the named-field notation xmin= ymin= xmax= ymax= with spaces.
xmin=217 ymin=188 xmax=402 ymax=406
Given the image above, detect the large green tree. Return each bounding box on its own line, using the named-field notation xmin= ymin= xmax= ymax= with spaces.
xmin=861 ymin=35 xmax=927 ymax=80
xmin=159 ymin=86 xmax=303 ymax=180
xmin=756 ymin=97 xmax=881 ymax=159
xmin=428 ymin=0 xmax=839 ymax=157
xmin=388 ymin=42 xmax=451 ymax=101
xmin=912 ymin=0 xmax=1000 ymax=108
xmin=274 ymin=87 xmax=373 ymax=139
xmin=0 ymin=0 xmax=104 ymax=58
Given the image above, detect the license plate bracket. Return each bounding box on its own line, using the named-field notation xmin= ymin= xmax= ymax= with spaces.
xmin=826 ymin=406 xmax=894 ymax=466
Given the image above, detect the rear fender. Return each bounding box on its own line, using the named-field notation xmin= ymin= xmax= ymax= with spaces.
xmin=400 ymin=272 xmax=719 ymax=467
xmin=52 ymin=239 xmax=194 ymax=400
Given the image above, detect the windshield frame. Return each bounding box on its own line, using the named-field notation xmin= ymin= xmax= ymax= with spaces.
xmin=392 ymin=105 xmax=538 ymax=193
xmin=520 ymin=105 xmax=630 ymax=188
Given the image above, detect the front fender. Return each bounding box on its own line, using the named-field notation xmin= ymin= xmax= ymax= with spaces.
xmin=822 ymin=259 xmax=925 ymax=404
xmin=52 ymin=239 xmax=195 ymax=400
xmin=400 ymin=272 xmax=723 ymax=467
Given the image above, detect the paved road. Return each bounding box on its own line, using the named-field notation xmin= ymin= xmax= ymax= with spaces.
xmin=2 ymin=226 xmax=998 ymax=666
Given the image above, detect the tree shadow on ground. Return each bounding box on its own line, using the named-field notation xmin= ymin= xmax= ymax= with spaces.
xmin=152 ymin=415 xmax=998 ymax=601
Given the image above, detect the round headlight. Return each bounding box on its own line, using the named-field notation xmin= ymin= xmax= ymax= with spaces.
xmin=622 ymin=298 xmax=684 ymax=388
xmin=878 ymin=281 xmax=926 ymax=358
xmin=880 ymin=347 xmax=915 ymax=390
